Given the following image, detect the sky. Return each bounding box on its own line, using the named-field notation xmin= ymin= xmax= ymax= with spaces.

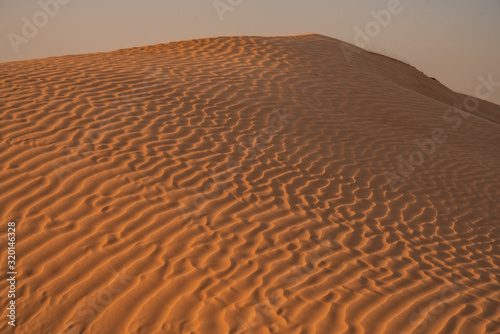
xmin=1 ymin=0 xmax=499 ymax=105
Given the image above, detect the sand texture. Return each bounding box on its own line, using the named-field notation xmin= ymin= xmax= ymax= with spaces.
xmin=1 ymin=35 xmax=499 ymax=334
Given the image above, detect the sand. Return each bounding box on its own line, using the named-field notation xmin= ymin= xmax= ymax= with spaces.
xmin=0 ymin=34 xmax=499 ymax=334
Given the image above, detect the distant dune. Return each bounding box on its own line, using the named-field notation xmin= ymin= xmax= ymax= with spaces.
xmin=1 ymin=34 xmax=499 ymax=334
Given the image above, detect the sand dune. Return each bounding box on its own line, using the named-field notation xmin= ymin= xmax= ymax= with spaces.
xmin=1 ymin=34 xmax=499 ymax=334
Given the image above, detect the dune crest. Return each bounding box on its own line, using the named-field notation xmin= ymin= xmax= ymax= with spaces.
xmin=1 ymin=35 xmax=499 ymax=333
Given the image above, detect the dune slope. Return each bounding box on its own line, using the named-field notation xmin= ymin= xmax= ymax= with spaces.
xmin=1 ymin=34 xmax=500 ymax=334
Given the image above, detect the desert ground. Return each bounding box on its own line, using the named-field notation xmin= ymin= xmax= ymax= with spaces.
xmin=1 ymin=34 xmax=499 ymax=333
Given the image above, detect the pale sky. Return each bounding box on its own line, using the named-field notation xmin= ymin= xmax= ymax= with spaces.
xmin=1 ymin=0 xmax=499 ymax=105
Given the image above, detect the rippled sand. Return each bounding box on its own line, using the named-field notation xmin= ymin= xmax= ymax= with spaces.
xmin=1 ymin=34 xmax=499 ymax=334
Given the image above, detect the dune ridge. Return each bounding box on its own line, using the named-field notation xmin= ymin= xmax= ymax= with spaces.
xmin=1 ymin=34 xmax=500 ymax=333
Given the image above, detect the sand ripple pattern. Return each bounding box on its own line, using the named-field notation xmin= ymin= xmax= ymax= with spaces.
xmin=1 ymin=35 xmax=499 ymax=334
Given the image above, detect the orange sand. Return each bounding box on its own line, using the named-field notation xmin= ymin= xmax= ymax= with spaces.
xmin=0 ymin=35 xmax=499 ymax=334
